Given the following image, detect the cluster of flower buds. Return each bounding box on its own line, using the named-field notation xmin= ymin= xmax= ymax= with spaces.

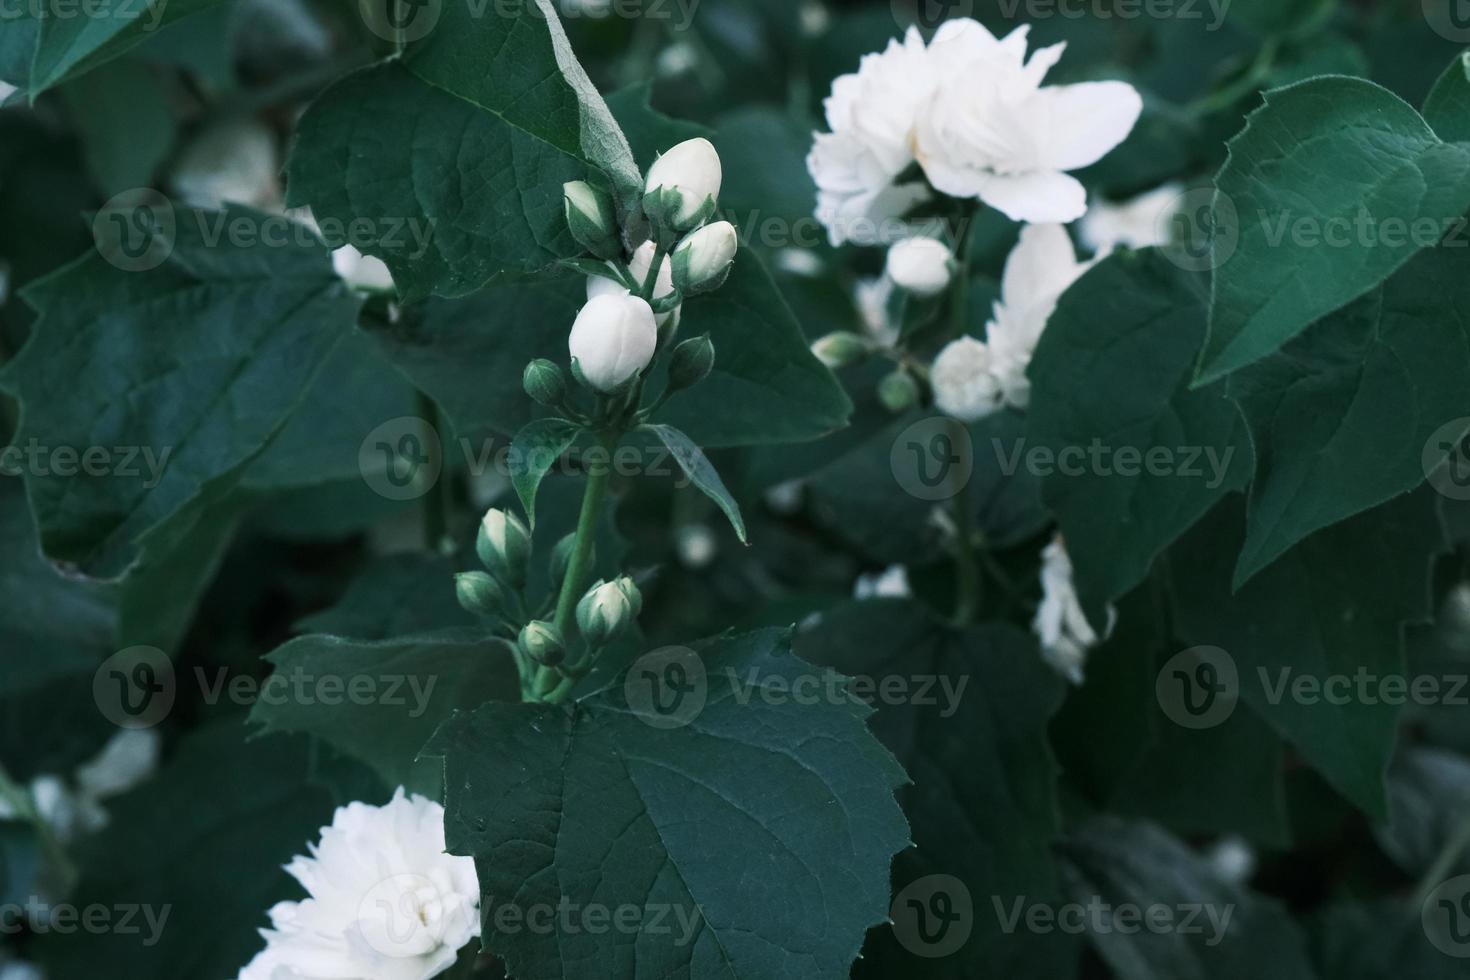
xmin=454 ymin=507 xmax=533 ymax=622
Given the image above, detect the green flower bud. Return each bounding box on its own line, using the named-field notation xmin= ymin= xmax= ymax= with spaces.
xmin=523 ymin=359 xmax=567 ymax=408
xmin=576 ymin=576 xmax=642 ymax=648
xmin=563 ymin=181 xmax=621 ymax=260
xmin=877 ymin=369 xmax=920 ymax=414
xmin=477 ymin=507 xmax=531 ymax=587
xmin=671 ymin=221 xmax=737 ymax=295
xmin=810 ymin=332 xmax=870 ymax=370
xmin=517 ymin=620 xmax=565 ymax=667
xmin=667 ymin=334 xmax=715 ymax=392
xmin=454 ymin=571 xmax=509 ymax=618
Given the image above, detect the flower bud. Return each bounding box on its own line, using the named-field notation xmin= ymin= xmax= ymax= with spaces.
xmin=877 ymin=369 xmax=920 ymax=413
xmin=517 ymin=620 xmax=565 ymax=667
xmin=522 ymin=359 xmax=567 ymax=407
xmin=454 ymin=571 xmax=509 ymax=618
xmin=643 ymin=138 xmax=722 ymax=234
xmin=576 ymin=576 xmax=642 ymax=648
xmin=671 ymin=221 xmax=737 ymax=295
xmin=810 ymin=331 xmax=870 ymax=370
xmin=477 ymin=507 xmax=532 ymax=587
xmin=569 ymin=293 xmax=658 ymax=392
xmin=563 ymin=181 xmax=621 ymax=260
xmin=885 ymin=237 xmax=954 ymax=297
xmin=587 ymin=241 xmax=680 ymax=335
xmin=667 ymin=334 xmax=715 ymax=391
xmin=931 ymin=336 xmax=1004 ymax=423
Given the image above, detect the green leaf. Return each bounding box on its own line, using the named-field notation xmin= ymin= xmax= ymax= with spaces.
xmin=286 ymin=0 xmax=640 ymax=300
xmin=30 ymin=0 xmax=221 ymax=94
xmin=425 ymin=628 xmax=909 ymax=980
xmin=3 ymin=204 xmax=360 ymax=576
xmin=642 ymin=423 xmax=748 ymax=543
xmin=251 ymin=627 xmax=518 ymax=789
xmin=1168 ymin=491 xmax=1443 ymax=817
xmin=1228 ymin=241 xmax=1470 ymax=586
xmin=296 ymin=552 xmax=474 ymax=640
xmin=796 ymin=601 xmax=1078 ymax=979
xmin=1200 ymin=76 xmax=1470 ymax=383
xmin=1027 ymin=249 xmax=1251 ymax=616
xmin=1318 ymin=898 xmax=1466 ymax=980
xmin=510 ymin=417 xmax=581 ymax=529
xmin=1060 ymin=818 xmax=1317 ymax=980
xmin=60 ymin=59 xmax=175 ymax=196
xmin=1424 ymin=50 xmax=1470 ymax=143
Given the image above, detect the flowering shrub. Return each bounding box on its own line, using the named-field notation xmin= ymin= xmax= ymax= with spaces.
xmin=3 ymin=2 xmax=1470 ymax=979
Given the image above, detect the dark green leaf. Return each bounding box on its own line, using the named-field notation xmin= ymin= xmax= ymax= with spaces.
xmin=31 ymin=0 xmax=222 ymax=93
xmin=510 ymin=417 xmax=581 ymax=529
xmin=606 ymin=82 xmax=711 ymax=172
xmin=643 ymin=423 xmax=747 ymax=542
xmin=1424 ymin=49 xmax=1470 ymax=143
xmin=60 ymin=59 xmax=175 ymax=196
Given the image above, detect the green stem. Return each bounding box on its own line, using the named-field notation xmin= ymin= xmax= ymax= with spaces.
xmin=552 ymin=431 xmax=617 ymax=644
xmin=948 ymin=429 xmax=980 ymax=628
xmin=949 ymin=203 xmax=977 ymax=339
xmin=416 ymin=390 xmax=449 ymax=551
xmin=640 ymin=243 xmax=670 ymax=302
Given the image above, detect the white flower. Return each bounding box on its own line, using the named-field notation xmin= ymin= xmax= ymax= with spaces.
xmin=914 ymin=23 xmax=1141 ymax=224
xmin=985 ymin=223 xmax=1097 ymax=409
xmin=169 ymin=118 xmax=280 ymax=210
xmin=1032 ymin=537 xmax=1112 ymax=685
xmin=644 ymin=137 xmax=722 ymax=230
xmin=763 ymin=480 xmax=805 ymax=515
xmin=885 ymin=237 xmax=954 ymax=297
xmin=672 ymin=220 xmax=737 ymax=294
xmin=930 ymin=336 xmax=1003 ymax=423
xmin=24 ymin=729 xmax=160 ymax=843
xmin=238 ymin=789 xmax=479 ymax=980
xmin=854 ymin=276 xmax=898 ymax=345
xmin=676 ymin=524 xmax=718 ymax=568
xmin=587 ymin=241 xmax=681 ymax=334
xmin=1205 ymin=836 xmax=1258 ymax=885
xmin=807 ymin=27 xmax=935 ymax=246
xmin=1079 ymin=182 xmax=1185 ymax=254
xmin=332 ymin=244 xmax=395 ymax=293
xmin=854 ymin=565 xmax=911 ymax=600
xmin=569 ymin=293 xmax=658 ymax=392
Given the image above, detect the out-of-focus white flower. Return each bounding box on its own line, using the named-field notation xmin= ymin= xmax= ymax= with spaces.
xmin=886 ymin=237 xmax=954 ymax=297
xmin=1033 ymin=537 xmax=1112 ymax=685
xmin=800 ymin=0 xmax=830 ymax=37
xmin=930 ymin=336 xmax=1003 ymax=423
xmin=807 ymin=27 xmax=935 ymax=246
xmin=676 ymin=524 xmax=718 ymax=568
xmin=0 ymin=958 xmax=43 ymax=980
xmin=1205 ymin=835 xmax=1258 ymax=885
xmin=914 ymin=23 xmax=1141 ymax=224
xmin=656 ymin=42 xmax=699 ymax=77
xmin=170 ymin=118 xmax=280 ymax=210
xmin=26 ymin=729 xmax=161 ymax=842
xmin=854 ymin=565 xmax=911 ymax=600
xmin=854 ymin=276 xmax=898 ymax=345
xmin=644 ymin=138 xmax=722 ymax=231
xmin=1079 ymin=182 xmax=1185 ymax=254
xmin=569 ymin=293 xmax=659 ymax=392
xmin=775 ymin=248 xmax=824 ymax=278
xmin=764 ymin=480 xmax=805 ymax=515
xmin=986 ymin=224 xmax=1097 ymax=409
xmin=332 ymin=244 xmax=395 ymax=293
xmin=238 ymin=789 xmax=479 ymax=980
xmin=588 ymin=240 xmax=681 ymax=334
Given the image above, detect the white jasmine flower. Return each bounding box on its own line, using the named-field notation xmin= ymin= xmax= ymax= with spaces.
xmin=764 ymin=480 xmax=805 ymax=515
xmin=1033 ymin=537 xmax=1112 ymax=686
xmin=587 ymin=240 xmax=681 ymax=333
xmin=1078 ymin=182 xmax=1184 ymax=254
xmin=930 ymin=336 xmax=1003 ymax=423
xmin=913 ymin=23 xmax=1141 ymax=224
xmin=332 ymin=244 xmax=395 ymax=293
xmin=238 ymin=789 xmax=479 ymax=980
xmin=569 ymin=293 xmax=658 ymax=392
xmin=169 ymin=118 xmax=280 ymax=210
xmin=885 ymin=237 xmax=954 ymax=297
xmin=854 ymin=565 xmax=911 ymax=600
xmin=1205 ymin=835 xmax=1258 ymax=885
xmin=774 ymin=247 xmax=824 ymax=278
xmin=672 ymin=220 xmax=737 ymax=294
xmin=656 ymin=42 xmax=699 ymax=77
xmin=854 ymin=276 xmax=898 ymax=345
xmin=985 ymin=223 xmax=1097 ymax=409
xmin=676 ymin=524 xmax=718 ymax=568
xmin=644 ymin=137 xmax=722 ymax=230
xmin=26 ymin=729 xmax=161 ymax=843
xmin=800 ymin=0 xmax=830 ymax=37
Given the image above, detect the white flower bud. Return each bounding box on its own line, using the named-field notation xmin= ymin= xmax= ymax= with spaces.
xmin=455 ymin=571 xmax=509 ymax=618
xmin=576 ymin=577 xmax=642 ymax=647
xmin=518 ymin=620 xmax=565 ymax=667
xmin=672 ymin=221 xmax=737 ymax=295
xmin=810 ymin=331 xmax=870 ymax=370
xmin=930 ymin=336 xmax=1003 ymax=423
xmin=885 ymin=237 xmax=954 ymax=297
xmin=569 ymin=293 xmax=658 ymax=392
xmin=643 ymin=137 xmax=722 ymax=232
xmin=586 ymin=241 xmax=681 ymax=334
xmin=563 ymin=180 xmax=621 ymax=260
xmin=477 ymin=507 xmax=531 ymax=586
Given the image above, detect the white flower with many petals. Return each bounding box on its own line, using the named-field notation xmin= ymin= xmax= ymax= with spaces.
xmin=1033 ymin=537 xmax=1112 ymax=685
xmin=1079 ymin=182 xmax=1184 ymax=254
xmin=914 ymin=23 xmax=1141 ymax=224
xmin=238 ymin=789 xmax=479 ymax=980
xmin=930 ymin=336 xmax=1003 ymax=423
xmin=985 ymin=224 xmax=1098 ymax=409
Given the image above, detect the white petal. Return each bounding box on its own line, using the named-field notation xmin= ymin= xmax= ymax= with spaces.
xmin=975 ymin=171 xmax=1089 ymax=224
xmin=1030 ymin=81 xmax=1143 ymax=172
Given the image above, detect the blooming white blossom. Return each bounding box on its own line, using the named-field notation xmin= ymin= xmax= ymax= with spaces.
xmin=587 ymin=240 xmax=681 ymax=334
xmin=569 ymin=293 xmax=658 ymax=392
xmin=1032 ymin=537 xmax=1112 ymax=685
xmin=1078 ymin=182 xmax=1184 ymax=254
xmin=808 ymin=20 xmax=1141 ymax=240
xmin=985 ymin=223 xmax=1098 ymax=409
xmin=332 ymin=244 xmax=395 ymax=293
xmin=238 ymin=789 xmax=479 ymax=980
xmin=930 ymin=336 xmax=1004 ymax=423
xmin=169 ymin=118 xmax=280 ymax=209
xmin=885 ymin=237 xmax=954 ymax=297
xmin=854 ymin=565 xmax=912 ymax=600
